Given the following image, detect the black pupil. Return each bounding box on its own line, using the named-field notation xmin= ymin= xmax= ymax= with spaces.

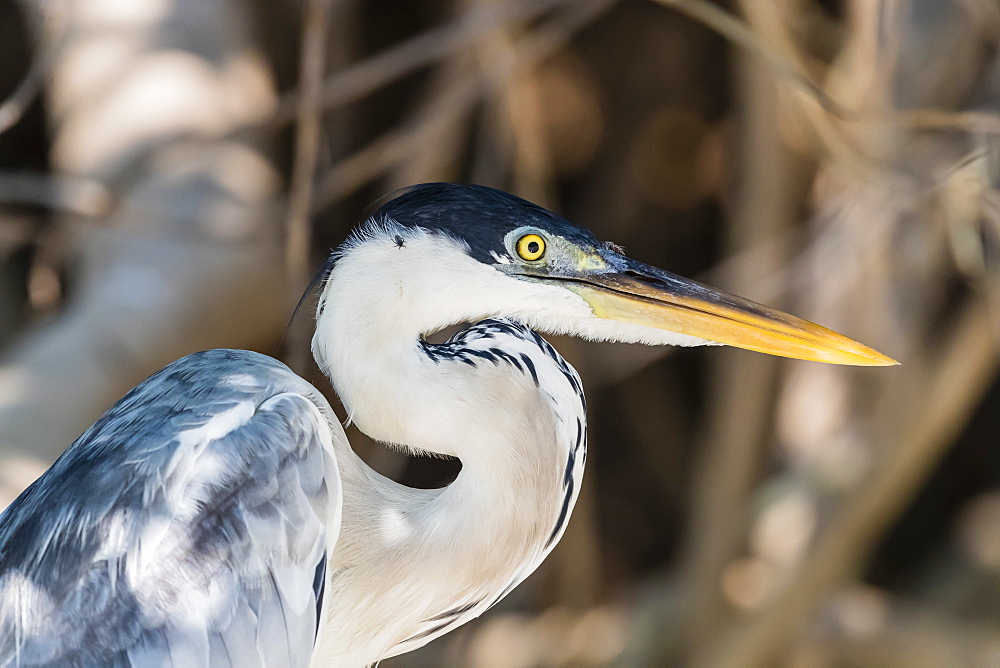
xmin=527 ymin=241 xmax=539 ymax=254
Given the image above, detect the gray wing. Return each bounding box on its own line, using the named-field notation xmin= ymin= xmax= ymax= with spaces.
xmin=0 ymin=350 xmax=343 ymax=668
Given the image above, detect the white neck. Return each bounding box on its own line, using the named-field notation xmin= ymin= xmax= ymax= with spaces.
xmin=311 ymin=228 xmax=587 ymax=664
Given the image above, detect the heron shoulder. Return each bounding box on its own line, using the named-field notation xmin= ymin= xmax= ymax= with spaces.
xmin=0 ymin=349 xmax=343 ymax=667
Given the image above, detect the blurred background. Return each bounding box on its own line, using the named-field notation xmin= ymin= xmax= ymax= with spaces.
xmin=0 ymin=0 xmax=998 ymax=665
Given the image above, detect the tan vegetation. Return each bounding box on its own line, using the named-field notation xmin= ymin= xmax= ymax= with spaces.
xmin=0 ymin=0 xmax=997 ymax=665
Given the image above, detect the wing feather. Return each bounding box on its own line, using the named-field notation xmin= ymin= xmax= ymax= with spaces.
xmin=0 ymin=350 xmax=344 ymax=668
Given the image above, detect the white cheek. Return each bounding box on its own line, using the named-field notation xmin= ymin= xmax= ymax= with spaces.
xmin=312 ymin=222 xmax=714 ymax=375
xmin=322 ymin=230 xmax=536 ymax=337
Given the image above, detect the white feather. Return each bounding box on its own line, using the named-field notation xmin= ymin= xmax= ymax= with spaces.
xmin=309 ymin=225 xmax=597 ymax=663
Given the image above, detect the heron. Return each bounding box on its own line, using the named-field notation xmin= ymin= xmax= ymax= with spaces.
xmin=0 ymin=183 xmax=894 ymax=666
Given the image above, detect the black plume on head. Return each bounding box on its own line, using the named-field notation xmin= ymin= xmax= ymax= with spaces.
xmin=371 ymin=183 xmax=598 ymax=263
xmin=296 ymin=183 xmax=599 ymax=324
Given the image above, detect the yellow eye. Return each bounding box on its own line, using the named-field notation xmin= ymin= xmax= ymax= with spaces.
xmin=516 ymin=234 xmax=546 ymax=261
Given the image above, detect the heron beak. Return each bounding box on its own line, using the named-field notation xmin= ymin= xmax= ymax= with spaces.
xmin=559 ymin=255 xmax=897 ymax=366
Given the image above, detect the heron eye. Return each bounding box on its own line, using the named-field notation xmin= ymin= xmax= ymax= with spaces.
xmin=516 ymin=234 xmax=546 ymax=261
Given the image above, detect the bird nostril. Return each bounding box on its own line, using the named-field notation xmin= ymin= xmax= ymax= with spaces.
xmin=623 ymin=270 xmax=663 ymax=287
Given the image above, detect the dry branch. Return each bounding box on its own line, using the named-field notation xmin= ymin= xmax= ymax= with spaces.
xmin=678 ymin=39 xmax=804 ymax=656
xmin=271 ymin=0 xmax=567 ymax=126
xmin=312 ymin=0 xmax=615 ymax=211
xmin=284 ymin=0 xmax=334 ymax=374
xmin=651 ymin=0 xmax=1000 ymax=135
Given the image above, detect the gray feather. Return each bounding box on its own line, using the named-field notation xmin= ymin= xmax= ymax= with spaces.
xmin=0 ymin=350 xmax=342 ymax=668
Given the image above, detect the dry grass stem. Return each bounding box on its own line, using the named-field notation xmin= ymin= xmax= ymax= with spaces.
xmin=312 ymin=0 xmax=614 ymax=211
xmin=271 ymin=0 xmax=567 ymax=126
xmin=653 ymin=0 xmax=1000 ymax=135
xmin=285 ymin=0 xmax=334 ymax=372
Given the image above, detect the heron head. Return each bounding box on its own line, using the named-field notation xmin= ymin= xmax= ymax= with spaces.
xmin=317 ymin=183 xmax=895 ymax=367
